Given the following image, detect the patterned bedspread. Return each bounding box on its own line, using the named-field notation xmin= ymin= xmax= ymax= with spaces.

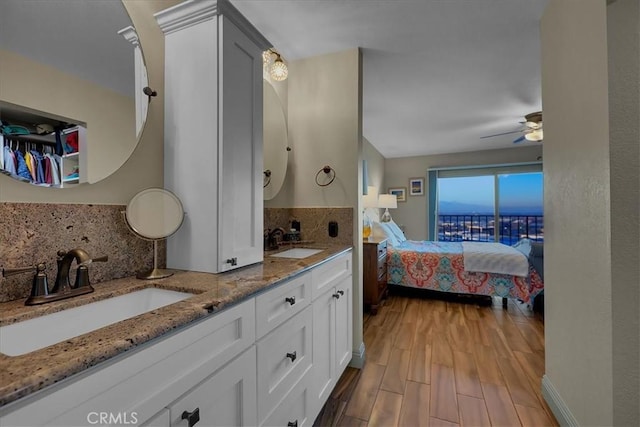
xmin=387 ymin=240 xmax=544 ymax=303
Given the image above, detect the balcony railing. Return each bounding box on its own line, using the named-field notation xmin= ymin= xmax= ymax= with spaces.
xmin=437 ymin=215 xmax=544 ymax=244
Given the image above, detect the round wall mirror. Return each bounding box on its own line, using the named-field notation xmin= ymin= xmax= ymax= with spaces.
xmin=263 ymin=80 xmax=288 ymax=200
xmin=125 ymin=188 xmax=184 ymax=279
xmin=0 ymin=0 xmax=148 ymax=188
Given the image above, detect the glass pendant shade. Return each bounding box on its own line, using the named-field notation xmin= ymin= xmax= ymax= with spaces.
xmin=270 ymin=59 xmax=288 ymax=81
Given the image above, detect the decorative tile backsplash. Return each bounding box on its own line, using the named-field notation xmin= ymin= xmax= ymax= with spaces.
xmin=0 ymin=203 xmax=163 ymax=303
xmin=264 ymin=207 xmax=353 ymax=246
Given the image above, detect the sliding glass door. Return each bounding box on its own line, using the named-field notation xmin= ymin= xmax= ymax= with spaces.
xmin=430 ymin=165 xmax=543 ymax=243
xmin=497 ymin=172 xmax=544 ymax=244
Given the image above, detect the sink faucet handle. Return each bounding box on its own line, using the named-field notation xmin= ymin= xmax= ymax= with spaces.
xmin=3 ymin=263 xmax=50 ymax=300
xmin=2 ymin=262 xmax=47 ymax=277
xmin=78 ymin=255 xmax=108 ymax=266
xmin=74 ymin=255 xmax=107 ymax=288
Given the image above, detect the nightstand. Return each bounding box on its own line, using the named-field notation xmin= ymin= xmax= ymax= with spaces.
xmin=363 ymin=237 xmax=388 ymax=314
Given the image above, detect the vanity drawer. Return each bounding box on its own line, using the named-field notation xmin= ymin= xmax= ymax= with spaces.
xmin=311 ymin=252 xmax=352 ymax=300
xmin=256 ymin=271 xmax=311 ymax=339
xmin=260 ymin=368 xmax=313 ymax=427
xmin=257 ymin=306 xmax=312 ymax=423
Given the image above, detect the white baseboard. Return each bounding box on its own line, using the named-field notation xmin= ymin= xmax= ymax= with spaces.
xmin=348 ymin=341 xmax=365 ymax=369
xmin=541 ymin=375 xmax=580 ymax=426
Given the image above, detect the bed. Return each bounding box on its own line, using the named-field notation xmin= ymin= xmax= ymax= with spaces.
xmin=372 ymin=221 xmax=544 ymax=305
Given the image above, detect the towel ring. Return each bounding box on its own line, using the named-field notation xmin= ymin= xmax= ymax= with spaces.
xmin=315 ymin=165 xmax=336 ymax=187
xmin=263 ymin=170 xmax=272 ymax=188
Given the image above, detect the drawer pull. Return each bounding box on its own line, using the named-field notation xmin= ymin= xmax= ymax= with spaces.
xmin=332 ymin=293 xmax=340 ymax=299
xmin=181 ymin=408 xmax=200 ymax=427
xmin=285 ymin=296 xmax=296 ymax=305
xmin=337 ymin=290 xmax=344 ymax=296
xmin=286 ymin=351 xmax=297 ymax=362
xmin=288 ymin=421 xmax=298 ymax=427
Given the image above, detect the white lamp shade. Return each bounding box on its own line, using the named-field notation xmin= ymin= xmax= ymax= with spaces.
xmin=378 ymin=194 xmax=397 ymax=209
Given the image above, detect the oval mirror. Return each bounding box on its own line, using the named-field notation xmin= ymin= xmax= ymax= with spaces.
xmin=125 ymin=188 xmax=184 ymax=280
xmin=0 ymin=0 xmax=148 ymax=188
xmin=263 ymin=80 xmax=288 ymax=200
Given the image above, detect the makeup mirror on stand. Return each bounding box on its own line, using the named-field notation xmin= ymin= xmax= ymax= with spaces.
xmin=125 ymin=188 xmax=184 ymax=279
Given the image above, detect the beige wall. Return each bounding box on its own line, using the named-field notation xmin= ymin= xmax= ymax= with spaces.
xmin=384 ymin=145 xmax=542 ymax=240
xmin=542 ymin=0 xmax=639 ymax=424
xmin=264 ymin=48 xmax=365 ymax=362
xmin=363 ymin=137 xmax=385 ymax=222
xmin=0 ymin=0 xmax=178 ymax=204
xmin=364 ymin=136 xmax=385 ymax=192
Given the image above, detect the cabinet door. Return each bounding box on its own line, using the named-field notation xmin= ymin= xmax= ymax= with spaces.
xmin=335 ymin=276 xmax=353 ymax=376
xmin=218 ymin=16 xmax=264 ymax=272
xmin=311 ymin=287 xmax=336 ymax=417
xmin=169 ymin=346 xmax=257 ymax=427
xmin=257 ymin=307 xmax=313 ymax=423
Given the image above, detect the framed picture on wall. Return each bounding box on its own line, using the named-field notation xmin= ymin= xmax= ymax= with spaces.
xmin=388 ymin=187 xmax=407 ymax=202
xmin=409 ymin=177 xmax=424 ymax=196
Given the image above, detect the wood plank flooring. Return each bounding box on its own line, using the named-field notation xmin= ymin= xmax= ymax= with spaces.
xmin=314 ymin=294 xmax=557 ymax=427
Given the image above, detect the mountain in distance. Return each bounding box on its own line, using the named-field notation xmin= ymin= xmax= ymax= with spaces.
xmin=438 ymin=201 xmax=543 ymax=216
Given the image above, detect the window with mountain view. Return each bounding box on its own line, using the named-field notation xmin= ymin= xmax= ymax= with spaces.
xmin=431 ymin=166 xmax=543 ymax=244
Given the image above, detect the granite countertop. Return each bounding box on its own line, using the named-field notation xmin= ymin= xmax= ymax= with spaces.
xmin=0 ymin=244 xmax=352 ymax=407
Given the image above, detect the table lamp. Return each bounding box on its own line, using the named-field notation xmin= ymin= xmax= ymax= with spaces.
xmin=378 ymin=194 xmax=397 ymax=222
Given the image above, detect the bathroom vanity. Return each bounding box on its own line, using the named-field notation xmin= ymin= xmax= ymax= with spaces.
xmin=0 ymin=246 xmax=352 ymax=427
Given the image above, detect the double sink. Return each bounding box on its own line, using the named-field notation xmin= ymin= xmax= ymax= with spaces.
xmin=1 ymin=247 xmax=324 ymax=357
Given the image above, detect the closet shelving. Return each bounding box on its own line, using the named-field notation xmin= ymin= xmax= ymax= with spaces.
xmin=1 ymin=125 xmax=87 ymax=188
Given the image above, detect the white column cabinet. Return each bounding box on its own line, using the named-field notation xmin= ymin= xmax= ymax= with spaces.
xmin=155 ymin=0 xmax=270 ymax=273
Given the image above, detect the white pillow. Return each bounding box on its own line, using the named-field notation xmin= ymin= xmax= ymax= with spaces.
xmin=372 ymin=221 xmax=400 ymax=246
xmin=512 ymin=238 xmax=532 ymax=257
xmin=385 ymin=220 xmax=407 ymax=243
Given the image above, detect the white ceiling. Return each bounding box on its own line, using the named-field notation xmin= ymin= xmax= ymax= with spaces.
xmin=230 ymin=0 xmax=548 ymax=158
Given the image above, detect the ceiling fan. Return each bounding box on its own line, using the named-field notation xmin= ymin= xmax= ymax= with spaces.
xmin=481 ymin=111 xmax=543 ymax=143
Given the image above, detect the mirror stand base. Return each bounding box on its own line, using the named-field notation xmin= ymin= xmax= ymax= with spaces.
xmin=136 ymin=267 xmax=174 ymax=280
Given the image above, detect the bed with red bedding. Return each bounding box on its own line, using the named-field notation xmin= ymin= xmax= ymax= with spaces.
xmin=386 ymin=240 xmax=544 ymax=303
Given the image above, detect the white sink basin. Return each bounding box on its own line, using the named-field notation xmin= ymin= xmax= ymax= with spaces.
xmin=270 ymin=248 xmax=323 ymax=259
xmin=0 ymin=288 xmax=192 ymax=356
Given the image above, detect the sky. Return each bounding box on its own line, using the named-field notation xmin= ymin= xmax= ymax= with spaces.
xmin=438 ymin=172 xmax=543 ymax=215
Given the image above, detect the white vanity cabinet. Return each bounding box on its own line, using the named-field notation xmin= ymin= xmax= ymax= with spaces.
xmin=155 ymin=0 xmax=270 ymax=274
xmin=0 ymin=250 xmax=353 ymax=427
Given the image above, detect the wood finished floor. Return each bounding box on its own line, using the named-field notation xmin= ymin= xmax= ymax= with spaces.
xmin=313 ymin=294 xmax=558 ymax=427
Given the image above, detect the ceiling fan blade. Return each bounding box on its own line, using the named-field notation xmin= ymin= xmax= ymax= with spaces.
xmin=480 ymin=129 xmax=524 ymax=139
xmin=513 ymin=135 xmax=526 ymax=144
